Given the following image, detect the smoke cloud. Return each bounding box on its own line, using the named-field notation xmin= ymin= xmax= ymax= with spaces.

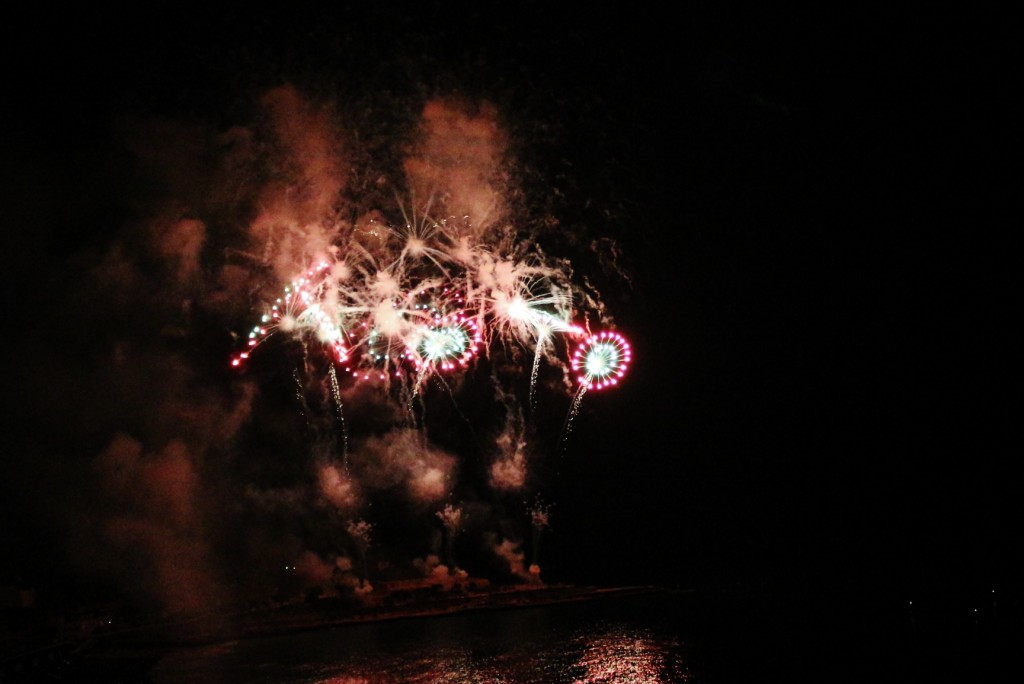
xmin=404 ymin=99 xmax=509 ymax=239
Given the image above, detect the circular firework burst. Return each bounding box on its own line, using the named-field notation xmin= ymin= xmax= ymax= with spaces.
xmin=571 ymin=331 xmax=632 ymax=390
xmin=409 ymin=313 xmax=482 ymax=372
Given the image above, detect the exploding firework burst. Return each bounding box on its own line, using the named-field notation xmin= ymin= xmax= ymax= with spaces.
xmin=231 ymin=261 xmax=350 ymax=368
xmin=409 ymin=311 xmax=481 ymax=372
xmin=570 ymin=331 xmax=632 ymax=390
xmin=230 ymin=203 xmax=632 ymax=409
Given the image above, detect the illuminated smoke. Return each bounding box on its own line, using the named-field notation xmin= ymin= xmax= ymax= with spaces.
xmin=490 ymin=438 xmax=527 ymax=491
xmin=436 ymin=503 xmax=464 ymax=572
xmin=345 ymin=518 xmax=373 ymax=548
xmin=345 ymin=518 xmax=373 ymax=587
xmin=403 ymin=99 xmax=508 ymax=240
xmin=527 ymin=496 xmax=553 ymax=579
xmin=436 ymin=503 xmax=464 ymax=533
xmin=317 ymin=463 xmax=360 ymax=512
xmin=413 ymin=554 xmax=467 ymax=589
xmin=89 ymin=434 xmax=219 ymax=615
xmin=153 ymin=218 xmax=206 ymax=287
xmin=294 ymin=549 xmax=335 ymax=586
xmin=490 ymin=394 xmax=528 ymax=490
xmin=489 ymin=537 xmax=538 ymax=584
xmin=530 ymin=498 xmax=551 ymax=530
xmin=251 ymin=85 xmax=348 ymax=280
xmin=349 ymin=429 xmax=456 ymax=504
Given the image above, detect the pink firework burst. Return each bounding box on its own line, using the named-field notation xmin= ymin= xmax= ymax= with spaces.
xmin=231 ymin=260 xmax=350 ymax=368
xmin=408 ymin=312 xmax=482 ymax=372
xmin=570 ymin=331 xmax=632 ymax=390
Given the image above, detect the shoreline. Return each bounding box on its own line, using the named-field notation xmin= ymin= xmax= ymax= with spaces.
xmin=2 ymin=583 xmax=669 ymax=679
xmin=123 ymin=583 xmax=668 ymax=647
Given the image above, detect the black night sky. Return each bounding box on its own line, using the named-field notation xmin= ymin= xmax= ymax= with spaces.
xmin=0 ymin=2 xmax=1016 ymax=618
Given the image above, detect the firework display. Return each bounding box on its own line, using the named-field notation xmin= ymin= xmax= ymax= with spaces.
xmin=214 ymin=96 xmax=637 ymax=591
xmin=230 ymin=209 xmax=631 ymax=403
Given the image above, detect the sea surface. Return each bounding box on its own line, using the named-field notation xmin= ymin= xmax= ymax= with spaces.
xmin=148 ymin=586 xmax=1018 ymax=684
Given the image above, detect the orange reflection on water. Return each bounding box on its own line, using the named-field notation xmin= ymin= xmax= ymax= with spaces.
xmin=572 ymin=631 xmax=689 ymax=683
xmin=315 ymin=649 xmax=509 ymax=684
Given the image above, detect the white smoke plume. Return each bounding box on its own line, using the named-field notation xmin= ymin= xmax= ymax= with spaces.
xmin=489 ymin=536 xmax=539 ymax=584
xmin=348 ymin=429 xmax=456 ymax=504
xmin=251 ymin=85 xmax=349 ymax=280
xmin=317 ymin=463 xmax=361 ymax=512
xmin=490 ymin=434 xmax=528 ymax=491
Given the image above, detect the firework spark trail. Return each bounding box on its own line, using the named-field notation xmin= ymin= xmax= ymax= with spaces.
xmin=427 ymin=372 xmax=478 ymax=434
xmin=292 ymin=368 xmax=311 ymax=428
xmin=528 ymin=331 xmax=548 ymax=413
xmin=328 ymin=364 xmax=348 ymax=465
xmin=560 ymin=385 xmax=588 ymax=449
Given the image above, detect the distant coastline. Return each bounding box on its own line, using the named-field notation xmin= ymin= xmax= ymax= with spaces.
xmin=1 ymin=582 xmax=667 ymax=681
xmin=120 ymin=582 xmax=668 ymax=647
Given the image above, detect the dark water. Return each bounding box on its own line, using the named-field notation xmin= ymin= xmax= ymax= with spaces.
xmin=148 ymin=587 xmax=1020 ymax=684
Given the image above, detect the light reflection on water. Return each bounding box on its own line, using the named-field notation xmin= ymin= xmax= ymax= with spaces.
xmin=149 ymin=587 xmax=1019 ymax=682
xmin=152 ymin=593 xmax=691 ymax=683
xmin=571 ymin=631 xmax=688 ymax=683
